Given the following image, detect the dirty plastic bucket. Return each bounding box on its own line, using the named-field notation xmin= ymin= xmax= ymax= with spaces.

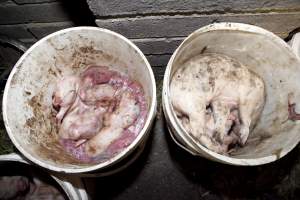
xmin=2 ymin=27 xmax=157 ymax=174
xmin=0 ymin=153 xmax=88 ymax=200
xmin=162 ymin=22 xmax=300 ymax=166
xmin=78 ymin=139 xmax=147 ymax=177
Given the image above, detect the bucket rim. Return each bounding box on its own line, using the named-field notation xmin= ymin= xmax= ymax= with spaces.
xmin=162 ymin=22 xmax=299 ymax=166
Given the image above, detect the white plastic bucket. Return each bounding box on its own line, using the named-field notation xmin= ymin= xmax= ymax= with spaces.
xmin=289 ymin=32 xmax=300 ymax=58
xmin=163 ymin=22 xmax=300 ymax=166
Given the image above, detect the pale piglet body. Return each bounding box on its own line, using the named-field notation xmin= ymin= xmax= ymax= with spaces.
xmin=53 ymin=66 xmax=147 ymax=162
xmin=52 ymin=75 xmax=80 ymax=123
xmin=85 ymin=91 xmax=140 ymax=157
xmin=0 ymin=176 xmax=30 ymax=200
xmin=59 ymin=99 xmax=106 ymax=141
xmin=170 ymin=54 xmax=265 ymax=153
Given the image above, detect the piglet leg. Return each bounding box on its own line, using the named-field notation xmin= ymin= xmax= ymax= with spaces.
xmin=85 ymin=91 xmax=140 ymax=157
xmin=211 ymin=100 xmax=231 ymax=143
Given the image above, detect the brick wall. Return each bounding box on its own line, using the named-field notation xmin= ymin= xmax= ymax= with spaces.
xmin=1 ymin=0 xmax=300 ymax=77
xmin=0 ymin=0 xmax=95 ymax=47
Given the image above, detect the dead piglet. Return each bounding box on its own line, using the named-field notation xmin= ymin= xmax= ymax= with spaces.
xmin=0 ymin=176 xmax=30 ymax=199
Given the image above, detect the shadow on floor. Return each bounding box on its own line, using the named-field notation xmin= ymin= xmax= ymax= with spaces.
xmin=164 ymin=114 xmax=300 ymax=200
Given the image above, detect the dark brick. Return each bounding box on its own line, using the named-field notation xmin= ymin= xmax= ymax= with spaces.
xmin=133 ymin=37 xmax=182 ymax=55
xmin=96 ymin=12 xmax=300 ymax=39
xmin=14 ymin=0 xmax=57 ymax=4
xmin=0 ymin=24 xmax=35 ymax=39
xmin=88 ymin=0 xmax=300 ymax=17
xmin=27 ymin=21 xmax=74 ymax=39
xmin=0 ymin=2 xmax=71 ymax=24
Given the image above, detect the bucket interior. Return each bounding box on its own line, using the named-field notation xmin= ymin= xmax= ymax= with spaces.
xmin=169 ymin=25 xmax=300 ymax=159
xmin=3 ymin=28 xmax=155 ymax=171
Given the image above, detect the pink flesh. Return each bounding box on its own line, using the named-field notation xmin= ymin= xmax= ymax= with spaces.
xmin=60 ymin=139 xmax=91 ymax=162
xmin=79 ymin=84 xmax=116 ymax=105
xmin=0 ymin=176 xmax=30 ymax=199
xmin=55 ymin=66 xmax=147 ymax=163
xmin=81 ymin=65 xmax=117 ymax=85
